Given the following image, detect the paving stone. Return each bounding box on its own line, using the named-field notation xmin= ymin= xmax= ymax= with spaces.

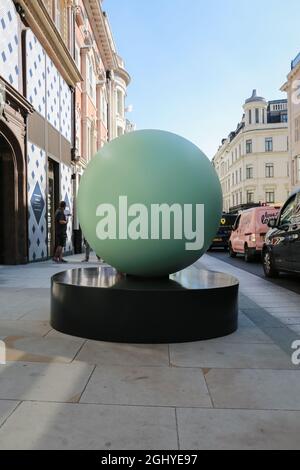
xmin=0 ymin=402 xmax=178 ymax=450
xmin=75 ymin=340 xmax=169 ymax=367
xmin=4 ymin=335 xmax=85 ymax=363
xmin=0 ymin=400 xmax=19 ymax=427
xmin=0 ymin=362 xmax=94 ymax=402
xmin=0 ymin=320 xmax=51 ymax=340
xmin=205 ymin=368 xmax=300 ymax=410
xmin=170 ymin=341 xmax=294 ymax=369
xmin=208 ymin=326 xmax=273 ymax=344
xmin=81 ymin=365 xmax=212 ymax=408
xmin=177 ymin=408 xmax=300 ymax=450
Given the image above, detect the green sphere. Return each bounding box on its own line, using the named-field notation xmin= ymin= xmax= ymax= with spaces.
xmin=77 ymin=130 xmax=222 ymax=277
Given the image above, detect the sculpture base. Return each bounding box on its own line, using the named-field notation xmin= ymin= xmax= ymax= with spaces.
xmin=51 ymin=266 xmax=239 ymax=344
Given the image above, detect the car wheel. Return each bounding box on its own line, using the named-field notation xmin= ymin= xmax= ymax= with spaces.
xmin=244 ymin=245 xmax=254 ymax=263
xmin=263 ymin=249 xmax=279 ymax=278
xmin=229 ymin=243 xmax=236 ymax=258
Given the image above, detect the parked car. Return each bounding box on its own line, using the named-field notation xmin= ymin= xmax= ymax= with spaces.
xmin=229 ymin=206 xmax=281 ymax=262
xmin=210 ymin=213 xmax=238 ymax=251
xmin=262 ymin=190 xmax=300 ymax=277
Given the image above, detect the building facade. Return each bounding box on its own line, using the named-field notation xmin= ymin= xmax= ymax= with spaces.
xmin=0 ymin=0 xmax=131 ymax=265
xmin=281 ymin=52 xmax=300 ymax=192
xmin=213 ymin=90 xmax=291 ymax=213
xmin=72 ymin=1 xmax=131 ymax=240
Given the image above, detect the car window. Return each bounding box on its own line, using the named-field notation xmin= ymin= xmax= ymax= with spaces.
xmin=233 ymin=215 xmax=241 ymax=230
xmin=220 ymin=215 xmax=237 ymax=228
xmin=292 ymin=193 xmax=300 ymax=225
xmin=279 ymin=195 xmax=297 ymax=226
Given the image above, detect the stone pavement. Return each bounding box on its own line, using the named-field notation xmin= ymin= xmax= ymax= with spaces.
xmin=0 ymin=253 xmax=299 ymax=450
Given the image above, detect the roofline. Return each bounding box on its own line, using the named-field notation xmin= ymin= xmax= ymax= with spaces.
xmin=84 ymin=0 xmax=117 ymax=70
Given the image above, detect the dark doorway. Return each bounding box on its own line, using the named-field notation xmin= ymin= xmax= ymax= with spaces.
xmin=0 ymin=128 xmax=27 ymax=265
xmin=47 ymin=158 xmax=59 ymax=257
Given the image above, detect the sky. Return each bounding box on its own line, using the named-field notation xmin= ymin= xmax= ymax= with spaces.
xmin=104 ymin=0 xmax=300 ymax=159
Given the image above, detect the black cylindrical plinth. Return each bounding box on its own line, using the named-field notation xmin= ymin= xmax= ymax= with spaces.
xmin=51 ymin=266 xmax=239 ymax=344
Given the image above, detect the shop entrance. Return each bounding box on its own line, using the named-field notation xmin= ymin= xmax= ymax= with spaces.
xmin=0 ymin=126 xmax=27 ymax=264
xmin=47 ymin=158 xmax=59 ymax=258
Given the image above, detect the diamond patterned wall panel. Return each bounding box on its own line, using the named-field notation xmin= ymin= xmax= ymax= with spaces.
xmin=27 ymin=141 xmax=47 ymax=261
xmin=60 ymin=163 xmax=73 ymax=253
xmin=46 ymin=56 xmax=60 ymax=132
xmin=26 ymin=30 xmax=46 ymax=117
xmin=0 ymin=0 xmax=20 ymax=90
xmin=60 ymin=77 xmax=72 ymax=142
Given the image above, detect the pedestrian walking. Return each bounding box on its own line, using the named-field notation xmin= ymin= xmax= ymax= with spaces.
xmin=82 ymin=238 xmax=102 ymax=263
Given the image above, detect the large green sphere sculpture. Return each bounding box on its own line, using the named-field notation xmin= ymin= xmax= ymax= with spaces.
xmin=77 ymin=130 xmax=222 ymax=277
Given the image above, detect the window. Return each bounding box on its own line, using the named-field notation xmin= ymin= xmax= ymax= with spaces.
xmin=75 ymin=43 xmax=81 ymax=70
xmin=87 ymin=56 xmax=95 ymax=101
xmin=246 ymin=166 xmax=253 ymax=179
xmin=232 ymin=173 xmax=234 ymax=186
xmin=281 ymin=114 xmax=288 ymax=123
xmin=235 ymin=170 xmax=238 ymax=184
xmin=239 ymin=167 xmax=242 ymax=182
xmin=101 ymin=92 xmax=107 ymax=127
xmin=249 ymin=110 xmax=252 ymax=125
xmin=246 ymin=140 xmax=252 ymax=154
xmin=280 ymin=195 xmax=296 ymax=226
xmin=89 ymin=123 xmax=94 ymax=158
xmin=262 ymin=109 xmax=265 ymax=124
xmin=87 ymin=124 xmax=91 ymax=161
xmin=295 ymin=118 xmax=300 ymax=143
xmin=117 ymin=89 xmax=123 ymax=117
xmin=255 ymin=108 xmax=259 ymax=124
xmin=266 ymin=163 xmax=274 ymax=178
xmin=247 ymin=191 xmax=254 ymax=204
xmin=266 ymin=191 xmax=275 ymax=204
xmin=239 ymin=144 xmax=241 ymax=157
xmin=53 ymin=0 xmax=61 ymax=32
xmin=240 ymin=191 xmax=243 ymax=204
xmin=265 ymin=138 xmax=273 ymax=152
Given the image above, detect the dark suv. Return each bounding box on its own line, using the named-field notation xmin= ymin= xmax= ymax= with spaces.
xmin=210 ymin=214 xmax=237 ymax=251
xmin=262 ymin=189 xmax=300 ymax=278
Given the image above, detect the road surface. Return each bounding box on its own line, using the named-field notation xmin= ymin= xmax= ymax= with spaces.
xmin=208 ymin=250 xmax=300 ymax=296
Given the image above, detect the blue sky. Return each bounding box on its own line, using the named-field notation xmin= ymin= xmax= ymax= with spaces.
xmin=104 ymin=0 xmax=300 ymax=159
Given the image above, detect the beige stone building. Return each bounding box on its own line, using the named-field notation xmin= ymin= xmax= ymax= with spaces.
xmin=281 ymin=53 xmax=300 ymax=192
xmin=213 ymin=90 xmax=291 ymax=213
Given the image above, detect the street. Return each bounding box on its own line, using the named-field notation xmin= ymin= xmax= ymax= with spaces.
xmin=209 ymin=250 xmax=300 ymax=296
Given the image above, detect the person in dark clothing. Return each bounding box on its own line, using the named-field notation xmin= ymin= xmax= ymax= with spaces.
xmin=53 ymin=201 xmax=68 ymax=263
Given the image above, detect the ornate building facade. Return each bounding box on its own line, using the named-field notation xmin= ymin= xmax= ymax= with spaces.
xmin=213 ymin=90 xmax=291 ymax=213
xmin=0 ymin=0 xmax=131 ymax=264
xmin=281 ymin=52 xmax=300 ymax=192
xmin=72 ymin=0 xmax=131 ymax=239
